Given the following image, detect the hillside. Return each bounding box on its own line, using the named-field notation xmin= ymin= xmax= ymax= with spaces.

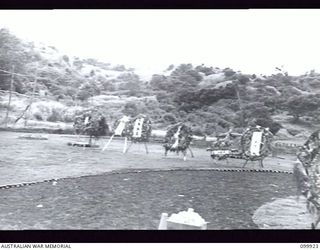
xmin=1 ymin=28 xmax=320 ymax=139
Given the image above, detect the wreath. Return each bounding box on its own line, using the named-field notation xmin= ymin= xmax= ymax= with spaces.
xmin=298 ymin=130 xmax=320 ymax=169
xmin=297 ymin=146 xmax=314 ymax=171
xmin=240 ymin=126 xmax=273 ymax=161
xmin=73 ymin=115 xmax=86 ymax=135
xmin=73 ymin=109 xmax=109 ymax=139
xmin=297 ymin=130 xmax=320 ymax=192
xmin=296 ymin=130 xmax=320 ymax=223
xmin=112 ymin=116 xmax=131 ymax=137
xmin=163 ymin=123 xmax=193 ymax=152
xmin=125 ymin=114 xmax=152 ymax=142
xmin=308 ymin=152 xmax=320 ymax=209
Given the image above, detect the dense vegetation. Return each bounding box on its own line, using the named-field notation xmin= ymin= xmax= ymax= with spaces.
xmin=1 ymin=28 xmax=320 ymax=136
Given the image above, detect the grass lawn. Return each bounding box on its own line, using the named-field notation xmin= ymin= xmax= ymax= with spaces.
xmin=0 ymin=169 xmax=295 ymax=230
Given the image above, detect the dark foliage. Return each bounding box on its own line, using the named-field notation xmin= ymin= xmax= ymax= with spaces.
xmin=73 ymin=109 xmax=109 ymax=140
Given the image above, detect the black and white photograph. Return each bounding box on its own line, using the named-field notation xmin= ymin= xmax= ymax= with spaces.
xmin=1 ymin=9 xmax=320 ymax=232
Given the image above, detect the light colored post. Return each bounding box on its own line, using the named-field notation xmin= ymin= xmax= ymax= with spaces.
xmin=102 ymin=134 xmax=114 ymax=151
xmin=188 ymin=147 xmax=194 ymax=158
xmin=4 ymin=65 xmax=14 ymax=128
xmin=123 ymin=137 xmax=128 ymax=153
xmin=125 ymin=141 xmax=133 ymax=154
xmin=158 ymin=213 xmax=168 ymax=230
xmin=144 ymin=142 xmax=149 ymax=154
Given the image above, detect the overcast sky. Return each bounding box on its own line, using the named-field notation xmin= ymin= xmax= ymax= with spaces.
xmin=1 ymin=10 xmax=320 ymax=76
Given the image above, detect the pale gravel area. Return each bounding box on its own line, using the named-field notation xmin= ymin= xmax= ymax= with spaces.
xmin=252 ymin=196 xmax=314 ymax=229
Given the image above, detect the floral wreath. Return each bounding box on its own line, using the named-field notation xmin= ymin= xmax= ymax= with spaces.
xmin=298 ymin=130 xmax=320 ymax=170
xmin=73 ymin=109 xmax=108 ymax=138
xmin=240 ymin=125 xmax=273 ymax=161
xmin=125 ymin=114 xmax=152 ymax=142
xmin=296 ymin=130 xmax=320 ymax=220
xmin=163 ymin=123 xmax=193 ymax=152
xmin=112 ymin=116 xmax=131 ymax=137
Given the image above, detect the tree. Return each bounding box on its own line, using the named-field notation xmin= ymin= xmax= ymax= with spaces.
xmin=255 ymin=118 xmax=282 ymax=135
xmin=149 ymin=74 xmax=170 ymax=91
xmin=234 ymin=74 xmax=250 ymax=85
xmin=286 ymin=95 xmax=320 ymax=122
xmin=122 ymin=102 xmax=139 ymax=117
xmin=166 ymin=64 xmax=174 ymax=71
xmin=76 ymin=82 xmax=100 ymax=101
xmin=235 ymin=102 xmax=282 ymax=132
xmin=117 ymin=73 xmax=142 ymax=96
xmin=195 ymin=64 xmax=215 ymax=76
xmin=162 ymin=113 xmax=177 ymax=124
xmin=0 ymin=29 xmax=37 ymax=92
xmin=223 ymin=68 xmax=236 ymax=77
xmin=171 ymin=63 xmax=203 ymax=86
xmin=242 ymin=102 xmax=271 ymax=122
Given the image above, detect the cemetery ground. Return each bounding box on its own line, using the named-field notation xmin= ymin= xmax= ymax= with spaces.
xmin=0 ymin=131 xmax=309 ymax=229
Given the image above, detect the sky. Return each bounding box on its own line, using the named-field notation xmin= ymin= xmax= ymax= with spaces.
xmin=1 ymin=9 xmax=320 ymax=76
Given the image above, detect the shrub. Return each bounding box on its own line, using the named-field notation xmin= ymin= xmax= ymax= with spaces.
xmin=163 ymin=113 xmax=177 ymax=123
xmin=195 ymin=65 xmax=215 ymax=76
xmin=47 ymin=109 xmax=62 ymax=122
xmin=285 ymin=95 xmax=320 ymax=122
xmin=186 ymin=113 xmax=198 ymax=123
xmin=236 ymin=74 xmax=250 ymax=85
xmin=0 ymin=103 xmax=12 ymax=111
xmin=63 ymin=115 xmax=75 ymax=123
xmin=33 ymin=113 xmax=43 ymax=121
xmin=160 ymin=104 xmax=176 ymax=112
xmin=255 ymin=118 xmax=282 ymax=135
xmin=73 ymin=109 xmax=109 ymax=142
xmin=223 ymin=68 xmax=236 ymax=77
xmin=191 ymin=125 xmax=205 ymax=136
xmin=122 ymin=102 xmax=139 ymax=117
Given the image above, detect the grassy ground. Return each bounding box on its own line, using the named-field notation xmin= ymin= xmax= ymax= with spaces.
xmin=0 ymin=170 xmax=295 ymax=230
xmin=0 ymin=132 xmax=296 ymax=187
xmin=0 ymin=131 xmax=301 ymax=229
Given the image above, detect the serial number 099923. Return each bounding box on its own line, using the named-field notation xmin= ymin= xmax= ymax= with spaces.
xmin=300 ymin=244 xmax=319 ymax=248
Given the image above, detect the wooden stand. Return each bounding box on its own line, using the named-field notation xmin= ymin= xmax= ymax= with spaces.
xmin=124 ymin=141 xmax=149 ymax=154
xmin=102 ymin=115 xmax=150 ymax=154
xmin=165 ymin=146 xmax=194 ymax=161
xmin=102 ymin=134 xmax=115 ymax=151
xmin=102 ymin=135 xmax=130 ymax=153
xmin=241 ymin=158 xmax=265 ymax=168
